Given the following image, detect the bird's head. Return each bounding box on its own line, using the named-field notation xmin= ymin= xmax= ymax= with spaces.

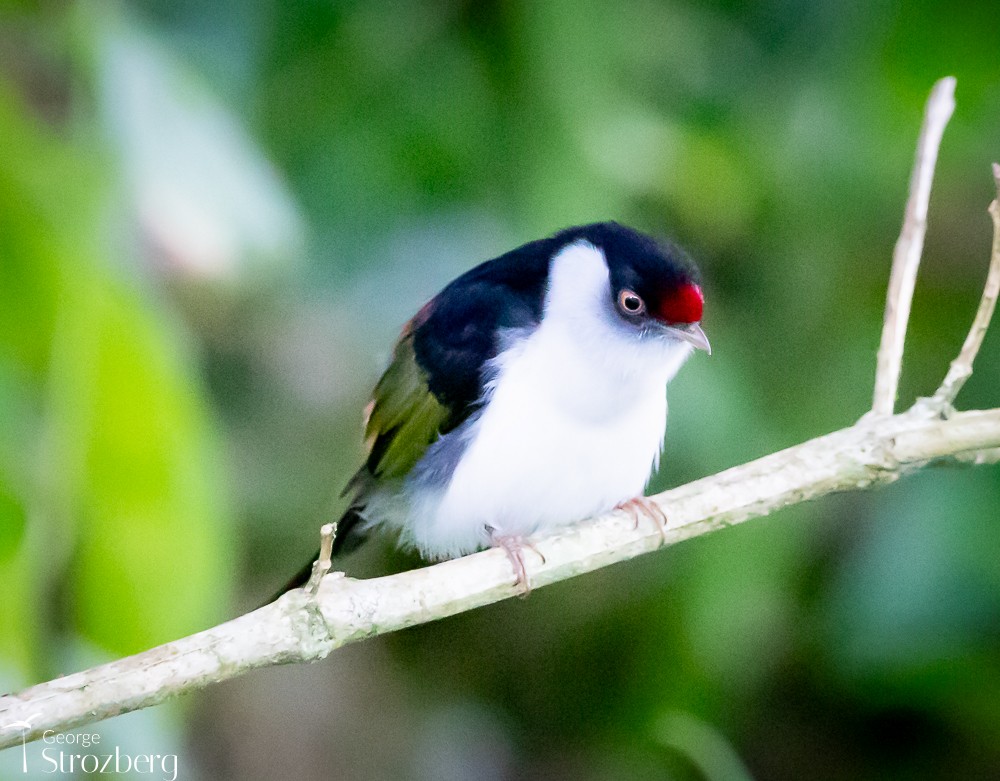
xmin=550 ymin=222 xmax=710 ymax=355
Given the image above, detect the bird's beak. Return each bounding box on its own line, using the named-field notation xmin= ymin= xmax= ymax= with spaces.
xmin=668 ymin=323 xmax=711 ymax=354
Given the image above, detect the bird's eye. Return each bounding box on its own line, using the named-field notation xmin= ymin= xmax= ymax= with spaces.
xmin=618 ymin=289 xmax=645 ymax=315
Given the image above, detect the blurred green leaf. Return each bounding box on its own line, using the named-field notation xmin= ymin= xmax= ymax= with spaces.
xmin=0 ymin=365 xmax=32 ymax=566
xmin=51 ymin=272 xmax=232 ymax=654
xmin=0 ymin=76 xmax=232 ymax=664
xmin=0 ymin=471 xmax=33 ymax=675
xmin=0 ymin=482 xmax=24 ymax=562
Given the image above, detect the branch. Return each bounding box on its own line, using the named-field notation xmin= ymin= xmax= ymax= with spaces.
xmin=2 ymin=406 xmax=1000 ymax=748
xmin=931 ymin=163 xmax=1000 ymax=407
xmin=2 ymin=78 xmax=998 ymax=750
xmin=872 ymin=76 xmax=956 ymax=415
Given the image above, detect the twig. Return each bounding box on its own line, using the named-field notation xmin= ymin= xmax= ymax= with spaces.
xmin=931 ymin=164 xmax=1000 ymax=407
xmin=306 ymin=522 xmax=337 ymax=594
xmin=871 ymin=77 xmax=956 ymax=415
xmin=1 ymin=406 xmax=999 ymax=749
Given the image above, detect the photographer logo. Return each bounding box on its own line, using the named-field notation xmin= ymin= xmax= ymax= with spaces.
xmin=1 ymin=721 xmax=178 ymax=780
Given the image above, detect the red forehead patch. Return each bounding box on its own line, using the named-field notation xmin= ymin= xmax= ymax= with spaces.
xmin=657 ymin=283 xmax=703 ymax=324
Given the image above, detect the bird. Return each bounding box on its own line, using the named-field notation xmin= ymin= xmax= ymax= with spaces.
xmin=284 ymin=221 xmax=709 ymax=593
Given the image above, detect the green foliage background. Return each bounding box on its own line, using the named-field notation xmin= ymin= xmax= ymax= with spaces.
xmin=1 ymin=1 xmax=998 ymax=779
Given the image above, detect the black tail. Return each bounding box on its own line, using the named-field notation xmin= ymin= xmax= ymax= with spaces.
xmin=267 ymin=509 xmax=369 ymax=602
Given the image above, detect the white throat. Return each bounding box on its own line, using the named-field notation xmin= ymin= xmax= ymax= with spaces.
xmin=540 ymin=240 xmax=694 ymax=404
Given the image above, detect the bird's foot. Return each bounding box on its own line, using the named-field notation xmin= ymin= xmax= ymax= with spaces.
xmin=616 ymin=497 xmax=669 ymax=544
xmin=487 ymin=527 xmax=545 ymax=596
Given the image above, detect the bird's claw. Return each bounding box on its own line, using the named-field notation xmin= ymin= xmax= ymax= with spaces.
xmin=488 ymin=529 xmax=544 ymax=596
xmin=616 ymin=497 xmax=670 ymax=545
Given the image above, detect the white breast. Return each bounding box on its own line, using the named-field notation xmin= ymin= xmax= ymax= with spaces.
xmin=401 ymin=241 xmax=693 ymax=558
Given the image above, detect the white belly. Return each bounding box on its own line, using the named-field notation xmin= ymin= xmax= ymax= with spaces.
xmin=402 ymin=321 xmax=688 ymax=558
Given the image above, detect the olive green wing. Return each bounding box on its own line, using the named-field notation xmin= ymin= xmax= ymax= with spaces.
xmin=330 ymin=322 xmax=450 ymax=554
xmin=359 ymin=324 xmax=451 ymax=483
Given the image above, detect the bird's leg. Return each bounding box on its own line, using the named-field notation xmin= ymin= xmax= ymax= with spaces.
xmin=616 ymin=497 xmax=670 ymax=544
xmin=486 ymin=526 xmax=545 ymax=596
